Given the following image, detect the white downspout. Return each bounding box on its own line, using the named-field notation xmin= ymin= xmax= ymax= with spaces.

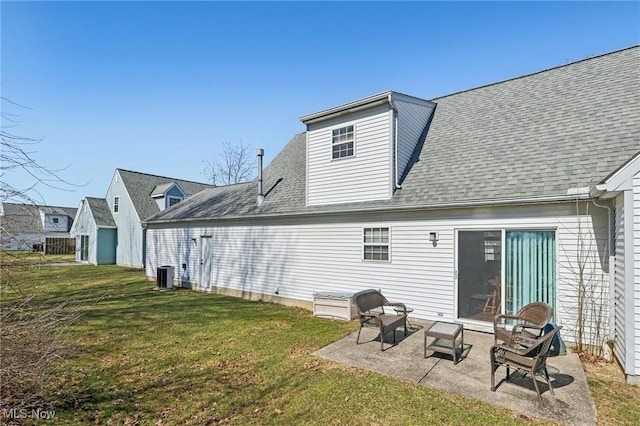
xmin=591 ymin=189 xmax=616 ymax=346
xmin=388 ymin=93 xmax=401 ymax=189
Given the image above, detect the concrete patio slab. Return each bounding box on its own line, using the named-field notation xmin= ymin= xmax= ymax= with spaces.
xmin=314 ymin=324 xmax=596 ymax=425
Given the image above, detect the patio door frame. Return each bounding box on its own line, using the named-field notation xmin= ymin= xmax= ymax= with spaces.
xmin=454 ymin=227 xmax=557 ymax=331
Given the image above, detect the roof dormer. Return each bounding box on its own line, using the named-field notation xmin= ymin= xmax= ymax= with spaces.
xmin=301 ymin=91 xmax=435 ymax=206
xmin=151 ymin=182 xmax=186 ymax=211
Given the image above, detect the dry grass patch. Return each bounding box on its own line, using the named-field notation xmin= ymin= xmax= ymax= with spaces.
xmin=584 ymin=358 xmax=640 ymax=425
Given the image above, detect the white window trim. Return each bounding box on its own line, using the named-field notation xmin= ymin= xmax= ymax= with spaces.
xmin=168 ymin=196 xmax=183 ymax=207
xmin=453 ymin=227 xmax=558 ymax=325
xmin=113 ymin=196 xmax=119 ymax=214
xmin=331 ymin=123 xmax=356 ymax=161
xmin=362 ymin=226 xmax=391 ymax=262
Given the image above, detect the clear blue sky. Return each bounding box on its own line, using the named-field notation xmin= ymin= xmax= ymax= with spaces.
xmin=2 ymin=1 xmax=639 ymax=208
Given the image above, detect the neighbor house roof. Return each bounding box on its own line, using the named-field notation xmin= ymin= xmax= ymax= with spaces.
xmin=116 ymin=169 xmax=213 ymax=221
xmin=39 ymin=205 xmax=77 ymax=217
xmin=1 ymin=202 xmax=77 ymax=233
xmin=86 ymin=197 xmax=116 ymax=228
xmin=146 ymin=46 xmax=640 ymax=224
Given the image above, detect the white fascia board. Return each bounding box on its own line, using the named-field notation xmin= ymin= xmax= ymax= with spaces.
xmin=69 ymin=199 xmax=85 ymax=234
xmin=300 ymin=91 xmax=434 ymax=125
xmin=300 ymin=92 xmax=391 ymax=125
xmin=390 ymin=91 xmax=437 ymax=108
xmin=601 ymin=152 xmax=640 ymax=191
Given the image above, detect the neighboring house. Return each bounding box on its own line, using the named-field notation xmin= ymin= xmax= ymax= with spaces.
xmin=70 ymin=197 xmax=117 ymax=264
xmin=71 ymin=169 xmax=213 ymax=267
xmin=0 ymin=202 xmax=77 ymax=253
xmin=143 ymin=46 xmax=640 ymax=384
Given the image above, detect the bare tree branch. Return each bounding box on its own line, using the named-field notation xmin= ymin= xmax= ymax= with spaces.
xmin=202 ymin=141 xmax=254 ymax=186
xmin=1 ymin=97 xmax=86 ymax=204
xmin=1 ymin=97 xmax=88 ymax=412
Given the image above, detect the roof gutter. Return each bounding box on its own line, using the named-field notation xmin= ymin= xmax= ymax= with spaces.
xmin=588 ymin=184 xmax=607 ymax=198
xmin=144 ymin=193 xmax=593 ymax=225
xmin=300 ymin=92 xmax=391 ymax=125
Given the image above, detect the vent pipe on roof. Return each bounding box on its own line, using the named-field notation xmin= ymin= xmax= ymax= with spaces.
xmin=257 ymin=148 xmax=265 ymax=206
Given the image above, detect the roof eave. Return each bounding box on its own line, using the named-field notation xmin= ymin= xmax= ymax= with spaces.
xmin=145 ymin=193 xmax=593 ymax=225
xmin=300 ymin=91 xmax=392 ymax=125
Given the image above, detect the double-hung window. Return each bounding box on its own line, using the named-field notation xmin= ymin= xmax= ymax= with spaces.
xmin=113 ymin=196 xmax=119 ymax=213
xmin=332 ymin=125 xmax=354 ymax=159
xmin=363 ymin=227 xmax=390 ymax=261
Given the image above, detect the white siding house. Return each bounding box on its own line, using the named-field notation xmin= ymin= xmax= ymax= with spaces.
xmin=146 ymin=203 xmax=605 ymax=330
xmin=70 ymin=197 xmax=117 ymax=265
xmin=1 ymin=203 xmax=77 ymax=252
xmin=596 ymin=153 xmax=640 ymax=385
xmin=106 ymin=171 xmax=144 ymax=268
xmin=144 ymin=47 xmax=640 ymax=384
xmin=73 ymin=169 xmax=212 ymax=268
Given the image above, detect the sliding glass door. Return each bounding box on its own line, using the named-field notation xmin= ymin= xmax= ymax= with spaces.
xmin=457 ymin=229 xmax=555 ymax=323
xmin=457 ymin=231 xmax=502 ymax=322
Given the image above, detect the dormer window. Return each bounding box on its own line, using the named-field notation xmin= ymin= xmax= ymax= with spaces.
xmin=151 ymin=182 xmax=186 ymax=211
xmin=168 ymin=196 xmax=182 ymax=207
xmin=332 ymin=125 xmax=354 ymax=159
xmin=302 ymin=91 xmax=435 ymax=206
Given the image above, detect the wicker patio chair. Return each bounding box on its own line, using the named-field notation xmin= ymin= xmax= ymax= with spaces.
xmin=493 ymin=302 xmax=553 ymax=345
xmin=490 ymin=325 xmax=562 ymax=406
xmin=353 ymin=289 xmax=407 ymax=351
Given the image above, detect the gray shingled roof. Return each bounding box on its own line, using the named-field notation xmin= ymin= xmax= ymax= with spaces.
xmin=1 ymin=202 xmax=77 ymax=233
xmin=1 ymin=203 xmax=42 ymax=234
xmin=147 ymin=46 xmax=640 ymax=224
xmin=117 ymin=169 xmax=213 ymax=221
xmin=150 ymin=182 xmax=178 ymax=197
xmin=86 ymin=197 xmax=116 ymax=227
xmin=40 ymin=206 xmax=77 ymax=218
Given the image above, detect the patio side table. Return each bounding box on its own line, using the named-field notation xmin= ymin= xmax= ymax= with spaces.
xmin=424 ymin=321 xmax=464 ymax=364
xmin=393 ymin=306 xmax=414 ymax=330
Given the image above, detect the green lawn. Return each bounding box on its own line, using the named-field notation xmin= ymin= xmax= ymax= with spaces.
xmin=1 ymin=260 xmax=638 ymax=425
